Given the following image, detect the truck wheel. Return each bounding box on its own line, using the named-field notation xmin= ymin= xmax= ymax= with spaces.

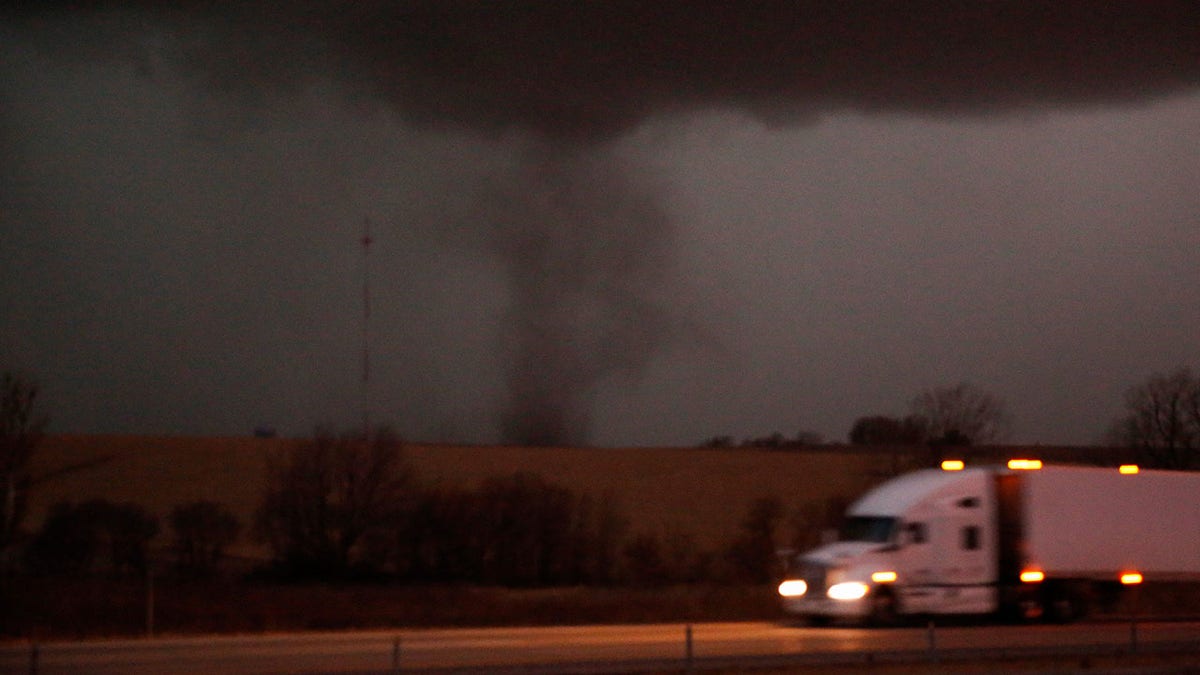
xmin=1044 ymin=582 xmax=1090 ymax=623
xmin=869 ymin=588 xmax=900 ymax=627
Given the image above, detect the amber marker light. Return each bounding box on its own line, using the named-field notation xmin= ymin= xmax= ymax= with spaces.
xmin=1119 ymin=465 xmax=1140 ymax=475
xmin=1020 ymin=569 xmax=1045 ymax=583
xmin=871 ymin=570 xmax=898 ymax=583
xmin=1008 ymin=459 xmax=1043 ymax=470
xmin=1120 ymin=572 xmax=1144 ymax=585
xmin=941 ymin=460 xmax=965 ymax=471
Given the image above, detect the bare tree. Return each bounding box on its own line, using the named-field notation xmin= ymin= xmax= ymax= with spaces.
xmin=848 ymin=415 xmax=928 ymax=445
xmin=25 ymin=499 xmax=158 ymax=577
xmin=472 ymin=472 xmax=576 ymax=585
xmin=909 ymin=382 xmax=1011 ymax=447
xmin=255 ymin=426 xmax=414 ymax=577
xmin=621 ymin=532 xmax=670 ymax=586
xmin=724 ymin=496 xmax=785 ymax=584
xmin=170 ymin=500 xmax=241 ymax=578
xmin=1107 ymin=367 xmax=1199 ymax=470
xmin=1 ymin=372 xmax=47 ymax=564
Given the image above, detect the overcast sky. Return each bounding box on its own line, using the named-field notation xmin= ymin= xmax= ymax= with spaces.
xmin=3 ymin=3 xmax=1199 ymax=447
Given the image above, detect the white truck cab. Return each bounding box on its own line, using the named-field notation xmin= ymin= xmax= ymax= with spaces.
xmin=780 ymin=461 xmax=1200 ymax=624
xmin=780 ymin=466 xmax=999 ymax=623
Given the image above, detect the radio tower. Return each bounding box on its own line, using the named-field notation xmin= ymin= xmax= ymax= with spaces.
xmin=361 ymin=217 xmax=373 ymax=442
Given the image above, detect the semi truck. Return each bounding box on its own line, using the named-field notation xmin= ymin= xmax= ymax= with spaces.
xmin=778 ymin=461 xmax=1200 ymax=624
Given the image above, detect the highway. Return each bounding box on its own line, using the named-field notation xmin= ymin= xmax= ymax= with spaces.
xmin=3 ymin=620 xmax=1199 ymax=674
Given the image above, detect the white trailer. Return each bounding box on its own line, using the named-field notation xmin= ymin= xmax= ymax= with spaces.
xmin=778 ymin=462 xmax=1200 ymax=624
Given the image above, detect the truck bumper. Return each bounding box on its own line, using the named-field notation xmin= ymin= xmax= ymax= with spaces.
xmin=781 ymin=594 xmax=871 ymax=620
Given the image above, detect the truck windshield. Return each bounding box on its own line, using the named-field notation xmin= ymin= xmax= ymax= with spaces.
xmin=838 ymin=516 xmax=897 ymax=543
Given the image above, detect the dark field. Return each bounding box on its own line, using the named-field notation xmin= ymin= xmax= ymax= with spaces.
xmin=28 ymin=435 xmax=890 ymax=557
xmin=9 ymin=436 xmax=1196 ymax=641
xmin=3 ymin=580 xmax=780 ymax=639
xmin=5 ymin=578 xmax=1199 ymax=641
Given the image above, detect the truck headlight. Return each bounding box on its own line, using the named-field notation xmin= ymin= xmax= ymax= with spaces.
xmin=777 ymin=579 xmax=808 ymax=597
xmin=827 ymin=581 xmax=869 ymax=601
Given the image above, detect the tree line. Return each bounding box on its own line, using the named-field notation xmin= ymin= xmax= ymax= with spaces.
xmin=22 ymin=497 xmax=237 ymax=579
xmin=705 ymin=373 xmax=1200 ymax=472
xmin=2 ymin=409 xmax=843 ymax=584
xmin=705 ymin=382 xmax=1013 ymax=450
xmin=3 ymin=367 xmax=1199 ymax=584
xmin=252 ymin=426 xmax=850 ymax=584
xmin=7 ymin=426 xmax=840 ymax=586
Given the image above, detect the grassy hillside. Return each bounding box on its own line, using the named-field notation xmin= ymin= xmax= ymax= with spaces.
xmin=27 ymin=435 xmax=893 ymax=558
xmin=12 ymin=439 xmax=1191 ymax=638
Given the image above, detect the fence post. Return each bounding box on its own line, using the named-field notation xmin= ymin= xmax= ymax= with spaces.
xmin=684 ymin=624 xmax=694 ymax=673
xmin=927 ymin=620 xmax=938 ymax=664
xmin=392 ymin=635 xmax=401 ymax=673
xmin=146 ymin=566 xmax=155 ymax=638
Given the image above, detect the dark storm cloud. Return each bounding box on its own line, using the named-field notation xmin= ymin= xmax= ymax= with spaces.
xmin=341 ymin=1 xmax=1200 ymax=138
xmin=11 ymin=2 xmax=1200 ymax=139
xmin=5 ymin=3 xmax=1199 ymax=446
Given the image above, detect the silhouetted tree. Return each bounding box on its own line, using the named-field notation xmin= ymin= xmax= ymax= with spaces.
xmin=25 ymin=501 xmax=95 ymax=576
xmin=255 ymin=426 xmax=414 ymax=577
xmin=1 ymin=372 xmax=47 ymax=566
xmin=591 ymin=494 xmax=630 ymax=584
xmin=25 ymin=499 xmax=158 ymax=577
xmin=661 ymin=529 xmax=709 ymax=584
xmin=395 ymin=477 xmax=629 ymax=586
xmin=785 ymin=495 xmax=852 ymax=554
xmin=724 ymin=496 xmax=784 ymax=583
xmin=739 ymin=430 xmax=824 ymax=448
xmin=745 ymin=432 xmax=787 ymax=448
xmin=848 ymin=415 xmax=928 ymax=445
xmin=909 ymin=382 xmax=1010 ymax=446
xmin=563 ymin=491 xmax=628 ymax=585
xmin=622 ymin=532 xmax=670 ymax=586
xmin=401 ymin=487 xmax=480 ymax=583
xmin=792 ymin=430 xmax=825 ymax=446
xmin=1107 ymin=367 xmax=1199 ymax=470
xmin=170 ymin=500 xmax=240 ymax=578
xmin=100 ymin=501 xmax=159 ymax=575
xmin=474 ymin=473 xmax=575 ymax=585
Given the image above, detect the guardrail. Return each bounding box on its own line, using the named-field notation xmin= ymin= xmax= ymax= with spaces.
xmin=371 ymin=621 xmax=1200 ymax=674
xmin=396 ymin=638 xmax=1200 ymax=675
xmin=9 ymin=620 xmax=1200 ymax=675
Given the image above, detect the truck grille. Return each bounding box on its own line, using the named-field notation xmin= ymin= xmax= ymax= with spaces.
xmin=794 ymin=560 xmax=828 ymax=590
